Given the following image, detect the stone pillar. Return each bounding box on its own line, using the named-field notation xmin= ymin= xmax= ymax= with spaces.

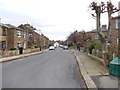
xmin=113 ymin=53 xmax=116 ymax=59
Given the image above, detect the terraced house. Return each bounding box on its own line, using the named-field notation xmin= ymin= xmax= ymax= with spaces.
xmin=111 ymin=16 xmax=120 ymax=56
xmin=5 ymin=24 xmax=27 ymax=50
xmin=0 ymin=23 xmax=8 ymax=50
xmin=18 ymin=24 xmax=37 ymax=47
xmin=87 ymin=25 xmax=108 ymax=41
xmin=0 ymin=23 xmax=50 ymax=51
xmin=18 ymin=24 xmax=50 ymax=48
xmin=87 ymin=16 xmax=120 ymax=57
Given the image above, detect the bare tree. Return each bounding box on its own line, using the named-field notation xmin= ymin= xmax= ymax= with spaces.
xmin=90 ymin=1 xmax=119 ymax=66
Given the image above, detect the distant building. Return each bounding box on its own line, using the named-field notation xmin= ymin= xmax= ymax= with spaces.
xmin=54 ymin=42 xmax=59 ymax=47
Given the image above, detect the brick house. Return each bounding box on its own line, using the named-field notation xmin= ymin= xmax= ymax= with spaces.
xmin=87 ymin=25 xmax=108 ymax=42
xmin=32 ymin=30 xmax=41 ymax=47
xmin=5 ymin=24 xmax=27 ymax=50
xmin=18 ymin=24 xmax=50 ymax=48
xmin=41 ymin=34 xmax=50 ymax=48
xmin=87 ymin=17 xmax=119 ymax=56
xmin=0 ymin=23 xmax=8 ymax=50
xmin=0 ymin=23 xmax=50 ymax=51
xmin=18 ymin=24 xmax=35 ymax=47
xmin=110 ymin=16 xmax=120 ymax=55
xmin=18 ymin=24 xmax=41 ymax=47
xmin=30 ymin=31 xmax=50 ymax=48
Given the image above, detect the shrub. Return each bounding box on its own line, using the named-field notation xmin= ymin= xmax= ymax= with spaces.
xmin=88 ymin=40 xmax=102 ymax=54
xmin=10 ymin=48 xmax=17 ymax=50
xmin=94 ymin=40 xmax=102 ymax=51
xmin=34 ymin=46 xmax=39 ymax=48
xmin=68 ymin=42 xmax=74 ymax=47
xmin=89 ymin=42 xmax=96 ymax=54
xmin=28 ymin=45 xmax=34 ymax=49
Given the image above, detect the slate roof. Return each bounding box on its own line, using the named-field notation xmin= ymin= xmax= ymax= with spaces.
xmin=112 ymin=16 xmax=120 ymax=19
xmin=0 ymin=23 xmax=9 ymax=28
xmin=87 ymin=28 xmax=108 ymax=33
xmin=5 ymin=24 xmax=24 ymax=31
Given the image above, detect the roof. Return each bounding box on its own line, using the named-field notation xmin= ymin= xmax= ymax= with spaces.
xmin=0 ymin=23 xmax=9 ymax=28
xmin=87 ymin=28 xmax=108 ymax=33
xmin=5 ymin=24 xmax=24 ymax=31
xmin=34 ymin=30 xmax=42 ymax=35
xmin=112 ymin=16 xmax=120 ymax=19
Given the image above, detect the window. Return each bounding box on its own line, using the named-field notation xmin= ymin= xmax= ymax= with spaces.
xmin=0 ymin=41 xmax=6 ymax=50
xmin=117 ymin=38 xmax=119 ymax=46
xmin=24 ymin=42 xmax=26 ymax=49
xmin=17 ymin=31 xmax=21 ymax=37
xmin=94 ymin=34 xmax=99 ymax=40
xmin=29 ymin=34 xmax=32 ymax=37
xmin=3 ymin=28 xmax=7 ymax=36
xmin=116 ymin=19 xmax=120 ymax=29
xmin=23 ymin=32 xmax=26 ymax=38
xmin=17 ymin=42 xmax=21 ymax=48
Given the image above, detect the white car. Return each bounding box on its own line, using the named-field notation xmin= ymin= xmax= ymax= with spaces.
xmin=63 ymin=46 xmax=68 ymax=50
xmin=49 ymin=46 xmax=55 ymax=50
xmin=59 ymin=45 xmax=64 ymax=48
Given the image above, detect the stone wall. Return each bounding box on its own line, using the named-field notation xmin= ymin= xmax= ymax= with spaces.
xmin=0 ymin=48 xmax=40 ymax=58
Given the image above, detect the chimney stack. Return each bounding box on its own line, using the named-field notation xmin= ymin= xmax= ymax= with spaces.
xmin=101 ymin=25 xmax=107 ymax=29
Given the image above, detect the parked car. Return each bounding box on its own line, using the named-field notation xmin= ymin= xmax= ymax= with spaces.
xmin=63 ymin=46 xmax=68 ymax=50
xmin=59 ymin=45 xmax=64 ymax=48
xmin=49 ymin=46 xmax=55 ymax=50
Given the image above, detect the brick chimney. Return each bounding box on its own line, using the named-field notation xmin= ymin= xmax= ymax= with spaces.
xmin=101 ymin=25 xmax=107 ymax=29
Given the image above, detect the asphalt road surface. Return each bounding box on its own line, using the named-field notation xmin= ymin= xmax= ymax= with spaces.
xmin=2 ymin=47 xmax=86 ymax=88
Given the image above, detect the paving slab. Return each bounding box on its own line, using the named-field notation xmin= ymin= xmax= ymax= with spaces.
xmin=73 ymin=50 xmax=119 ymax=89
xmin=91 ymin=75 xmax=119 ymax=88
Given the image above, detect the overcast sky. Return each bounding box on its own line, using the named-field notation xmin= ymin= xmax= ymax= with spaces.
xmin=0 ymin=0 xmax=119 ymax=40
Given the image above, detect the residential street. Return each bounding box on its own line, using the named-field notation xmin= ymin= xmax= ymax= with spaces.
xmin=2 ymin=48 xmax=86 ymax=88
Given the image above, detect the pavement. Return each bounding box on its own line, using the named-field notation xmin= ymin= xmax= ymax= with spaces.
xmin=73 ymin=50 xmax=120 ymax=89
